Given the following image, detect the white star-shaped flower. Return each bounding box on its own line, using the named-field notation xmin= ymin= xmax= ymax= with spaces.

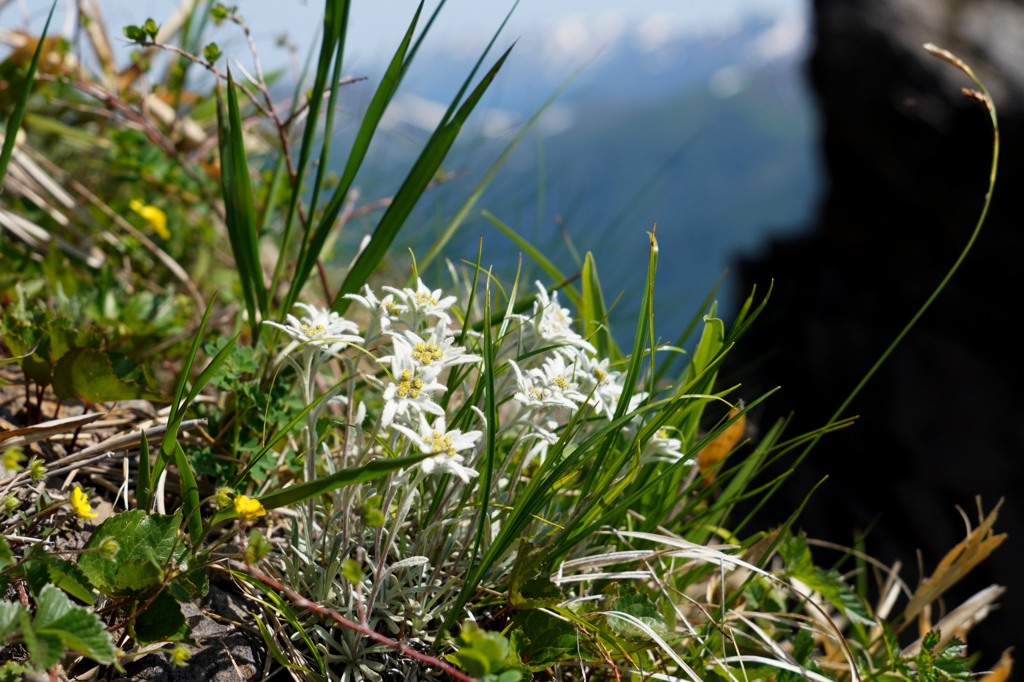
xmin=393 ymin=415 xmax=481 ymax=483
xmin=263 ymin=303 xmax=363 ymax=355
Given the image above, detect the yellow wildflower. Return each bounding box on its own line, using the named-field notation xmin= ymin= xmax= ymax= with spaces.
xmin=2 ymin=446 xmax=24 ymax=472
xmin=233 ymin=494 xmax=266 ymax=520
xmin=129 ymin=199 xmax=170 ymax=239
xmin=70 ymin=486 xmax=97 ymax=519
xmin=169 ymin=644 xmax=191 ymax=667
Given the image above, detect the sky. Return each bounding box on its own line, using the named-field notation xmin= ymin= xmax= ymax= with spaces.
xmin=3 ymin=1 xmax=805 ymax=72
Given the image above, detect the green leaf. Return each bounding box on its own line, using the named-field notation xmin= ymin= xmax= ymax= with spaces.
xmin=32 ymin=584 xmax=116 ymax=665
xmin=0 ymin=602 xmax=21 ymax=638
xmin=0 ymin=537 xmax=13 ymax=570
xmin=507 ymin=611 xmax=579 ymax=671
xmin=0 ymin=2 xmax=54 ymax=187
xmin=23 ymin=558 xmax=95 ymax=605
xmin=173 ymin=441 xmax=203 ymax=543
xmin=217 ymin=72 xmax=266 ymax=336
xmin=20 ymin=608 xmax=63 ymax=670
xmin=132 ymin=590 xmax=189 ymax=645
xmin=51 ymin=349 xmax=168 ymax=403
xmin=78 ymin=510 xmax=182 ymax=596
xmin=603 ymin=586 xmax=664 ymax=640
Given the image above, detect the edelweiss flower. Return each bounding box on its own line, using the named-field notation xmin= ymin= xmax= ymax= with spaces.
xmin=573 ymin=351 xmax=622 ymax=417
xmin=381 ymin=339 xmax=446 ymax=426
xmin=383 ymin=278 xmax=457 ymax=326
xmin=263 ymin=303 xmax=363 ymax=355
xmin=394 ymin=415 xmax=481 ymax=483
xmin=382 ymin=319 xmax=481 ymax=374
xmin=641 ymin=427 xmax=687 ymax=464
xmin=344 ymin=284 xmax=408 ymax=333
xmin=509 ymin=354 xmax=586 ymax=410
xmin=529 ymin=281 xmax=595 ymax=354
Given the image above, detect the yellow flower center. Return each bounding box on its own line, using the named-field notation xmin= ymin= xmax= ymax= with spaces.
xmin=416 ymin=292 xmax=438 ymax=306
xmin=429 ymin=432 xmax=456 ymax=456
xmin=553 ymin=375 xmax=569 ymax=390
xmin=593 ymin=368 xmax=607 ymax=383
xmin=530 ymin=387 xmax=544 ymax=401
xmin=397 ymin=369 xmax=423 ymax=398
xmin=412 ymin=341 xmax=443 ymax=364
xmin=300 ymin=322 xmax=326 ymax=337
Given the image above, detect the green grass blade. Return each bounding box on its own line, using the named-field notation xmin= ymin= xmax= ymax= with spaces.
xmin=481 ymin=210 xmax=584 ymax=310
xmin=137 ymin=431 xmax=152 ymax=512
xmin=580 ymin=252 xmax=618 ymax=359
xmin=216 ymin=73 xmax=267 ymax=334
xmin=612 ymin=230 xmax=658 ymax=423
xmin=156 ymin=297 xmax=219 ymax=480
xmin=286 ymin=3 xmax=420 ymax=312
xmin=0 ymin=2 xmax=54 ymax=187
xmin=332 ymin=46 xmax=514 ymax=314
xmin=271 ymin=0 xmax=347 ymax=304
xmin=230 ymin=379 xmax=341 ymax=486
xmin=216 ymin=452 xmax=430 ymax=525
xmin=173 ymin=441 xmax=203 ymax=543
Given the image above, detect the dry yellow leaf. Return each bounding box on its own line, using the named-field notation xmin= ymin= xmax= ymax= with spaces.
xmin=697 ymin=404 xmax=745 ymax=485
xmin=979 ymin=649 xmax=1013 ymax=682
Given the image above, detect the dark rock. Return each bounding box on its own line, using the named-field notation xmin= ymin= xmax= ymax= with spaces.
xmin=730 ymin=0 xmax=1024 ymax=665
xmin=117 ymin=584 xmax=262 ymax=681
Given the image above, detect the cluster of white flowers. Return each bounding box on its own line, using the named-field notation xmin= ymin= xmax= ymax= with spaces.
xmin=266 ymin=277 xmax=687 ymax=490
xmin=507 ymin=281 xmax=686 ymax=465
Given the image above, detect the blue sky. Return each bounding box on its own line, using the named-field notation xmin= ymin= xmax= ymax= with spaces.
xmin=5 ymin=1 xmax=805 ymax=72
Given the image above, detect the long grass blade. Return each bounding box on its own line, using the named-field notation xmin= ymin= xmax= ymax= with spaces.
xmin=216 ymin=452 xmax=430 ymax=525
xmin=286 ymin=3 xmax=420 ymax=312
xmin=217 ymin=73 xmax=267 ymax=334
xmin=173 ymin=441 xmax=202 ymax=543
xmin=0 ymin=2 xmax=55 ymax=188
xmin=332 ymin=45 xmax=514 ymax=313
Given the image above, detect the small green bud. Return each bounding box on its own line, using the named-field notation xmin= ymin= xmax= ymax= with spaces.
xmin=99 ymin=537 xmax=120 ymax=560
xmin=143 ymin=18 xmax=159 ymax=38
xmin=203 ymin=42 xmax=222 ymax=64
xmin=215 ymin=487 xmax=234 ymax=509
xmin=28 ymin=458 xmax=46 ymax=482
xmin=359 ymin=495 xmax=385 ymax=528
xmin=244 ymin=529 xmax=271 ymax=564
xmin=1 ymin=495 xmax=19 ymax=514
xmin=123 ymin=25 xmax=146 ymax=43
xmin=341 ymin=558 xmax=364 ymax=586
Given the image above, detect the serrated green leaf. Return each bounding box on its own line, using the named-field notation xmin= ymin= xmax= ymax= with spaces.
xmin=52 ymin=348 xmax=168 ymax=403
xmin=78 ymin=510 xmax=182 ymax=596
xmin=0 ymin=537 xmax=14 ymax=570
xmin=0 ymin=660 xmax=28 ymax=682
xmin=33 ymin=585 xmax=116 ymax=665
xmin=508 ymin=610 xmax=578 ymax=671
xmin=0 ymin=602 xmax=22 ymax=637
xmin=604 ymin=587 xmax=664 ymax=640
xmin=132 ymin=590 xmax=189 ymax=645
xmin=23 ymin=558 xmax=95 ymax=605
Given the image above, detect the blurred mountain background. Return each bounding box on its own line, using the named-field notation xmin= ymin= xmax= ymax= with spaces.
xmin=323 ymin=8 xmax=819 ymax=338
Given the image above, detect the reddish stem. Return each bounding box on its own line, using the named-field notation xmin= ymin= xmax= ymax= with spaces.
xmin=237 ymin=563 xmax=479 ymax=682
